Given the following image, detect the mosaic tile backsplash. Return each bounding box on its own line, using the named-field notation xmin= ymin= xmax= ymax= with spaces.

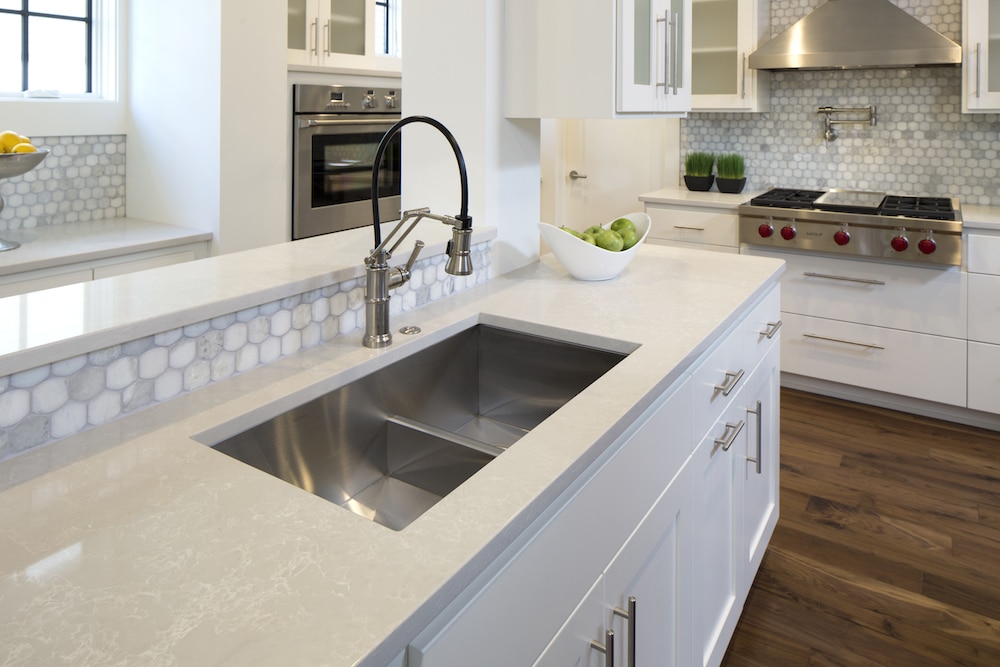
xmin=0 ymin=135 xmax=126 ymax=231
xmin=681 ymin=0 xmax=1000 ymax=206
xmin=0 ymin=242 xmax=493 ymax=460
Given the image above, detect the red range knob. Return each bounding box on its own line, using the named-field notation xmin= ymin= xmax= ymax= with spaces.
xmin=780 ymin=225 xmax=797 ymax=240
xmin=918 ymin=238 xmax=937 ymax=255
xmin=833 ymin=230 xmax=851 ymax=246
xmin=758 ymin=223 xmax=774 ymax=238
xmin=891 ymin=235 xmax=909 ymax=252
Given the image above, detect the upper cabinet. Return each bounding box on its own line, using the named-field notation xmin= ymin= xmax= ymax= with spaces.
xmin=691 ymin=0 xmax=770 ymax=112
xmin=288 ymin=0 xmax=401 ymax=73
xmin=505 ymin=0 xmax=692 ymax=118
xmin=963 ymin=0 xmax=1000 ymax=111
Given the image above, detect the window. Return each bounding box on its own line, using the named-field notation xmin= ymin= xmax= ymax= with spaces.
xmin=0 ymin=0 xmax=115 ymax=97
xmin=374 ymin=0 xmax=401 ymax=57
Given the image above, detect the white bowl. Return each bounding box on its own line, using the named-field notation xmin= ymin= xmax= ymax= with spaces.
xmin=539 ymin=212 xmax=650 ymax=281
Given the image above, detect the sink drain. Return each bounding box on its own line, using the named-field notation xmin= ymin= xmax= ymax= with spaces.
xmin=399 ymin=325 xmax=422 ymax=335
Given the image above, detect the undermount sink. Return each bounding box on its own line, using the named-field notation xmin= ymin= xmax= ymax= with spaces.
xmin=204 ymin=324 xmax=629 ymax=530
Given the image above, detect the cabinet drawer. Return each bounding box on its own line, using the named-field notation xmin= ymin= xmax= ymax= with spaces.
xmin=757 ymin=250 xmax=966 ymax=338
xmin=691 ymin=321 xmax=747 ymax=440
xmin=967 ymin=233 xmax=1000 ymax=275
xmin=781 ymin=313 xmax=967 ymax=407
xmin=0 ymin=267 xmax=93 ymax=297
xmin=741 ymin=285 xmax=781 ymax=369
xmin=969 ymin=273 xmax=1000 ymax=345
xmin=646 ymin=206 xmax=738 ymax=247
xmin=969 ymin=342 xmax=1000 ymax=414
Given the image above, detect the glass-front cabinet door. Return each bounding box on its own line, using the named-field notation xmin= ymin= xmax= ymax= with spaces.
xmin=963 ymin=0 xmax=1000 ymax=111
xmin=618 ymin=0 xmax=691 ymax=114
xmin=690 ymin=0 xmax=769 ymax=112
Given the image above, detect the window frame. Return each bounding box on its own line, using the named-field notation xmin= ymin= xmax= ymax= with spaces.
xmin=1 ymin=0 xmax=95 ymax=94
xmin=0 ymin=0 xmax=123 ymax=137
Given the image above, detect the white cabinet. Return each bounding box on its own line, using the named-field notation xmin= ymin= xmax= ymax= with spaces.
xmin=641 ymin=190 xmax=748 ymax=253
xmin=288 ymin=0 xmax=400 ymax=71
xmin=962 ymin=0 xmax=1000 ymax=112
xmin=691 ymin=0 xmax=770 ymax=112
xmin=967 ymin=233 xmax=1000 ymax=414
xmin=505 ymin=0 xmax=692 ymax=118
xmin=0 ymin=243 xmax=209 ymax=298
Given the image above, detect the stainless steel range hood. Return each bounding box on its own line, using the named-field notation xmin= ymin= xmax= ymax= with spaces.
xmin=748 ymin=0 xmax=962 ymax=71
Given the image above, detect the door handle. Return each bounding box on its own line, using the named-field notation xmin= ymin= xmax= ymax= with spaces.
xmin=569 ymin=170 xmax=588 ymax=180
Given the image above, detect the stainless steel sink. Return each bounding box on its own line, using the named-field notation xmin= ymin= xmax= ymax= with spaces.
xmin=205 ymin=324 xmax=628 ymax=530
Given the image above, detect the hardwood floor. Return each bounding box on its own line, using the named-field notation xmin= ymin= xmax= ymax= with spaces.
xmin=722 ymin=388 xmax=1000 ymax=667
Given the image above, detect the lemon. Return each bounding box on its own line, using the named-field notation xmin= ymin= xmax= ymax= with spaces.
xmin=0 ymin=131 xmax=23 ymax=153
xmin=12 ymin=143 xmax=37 ymax=153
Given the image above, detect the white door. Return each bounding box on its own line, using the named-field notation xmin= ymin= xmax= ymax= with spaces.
xmin=540 ymin=118 xmax=680 ymax=232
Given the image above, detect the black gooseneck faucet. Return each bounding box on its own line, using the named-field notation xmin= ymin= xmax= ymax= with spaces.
xmin=363 ymin=116 xmax=474 ymax=348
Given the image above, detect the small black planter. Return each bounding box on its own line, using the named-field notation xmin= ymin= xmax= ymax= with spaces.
xmin=684 ymin=175 xmax=715 ymax=192
xmin=716 ymin=177 xmax=747 ymax=194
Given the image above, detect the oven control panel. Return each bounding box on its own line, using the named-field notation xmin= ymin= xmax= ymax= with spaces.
xmin=294 ymin=84 xmax=401 ymax=115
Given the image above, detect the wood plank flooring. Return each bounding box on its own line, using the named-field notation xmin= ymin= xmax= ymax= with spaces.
xmin=722 ymin=388 xmax=1000 ymax=667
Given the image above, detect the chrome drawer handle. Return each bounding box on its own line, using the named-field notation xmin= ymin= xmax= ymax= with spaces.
xmin=714 ymin=420 xmax=745 ymax=452
xmin=613 ymin=597 xmax=636 ymax=667
xmin=673 ymin=225 xmax=705 ymax=231
xmin=746 ymin=400 xmax=762 ymax=474
xmin=591 ymin=628 xmax=615 ymax=667
xmin=804 ymin=271 xmax=885 ymax=286
xmin=714 ymin=368 xmax=744 ymax=396
xmin=803 ymin=332 xmax=885 ymax=350
xmin=760 ymin=320 xmax=782 ymax=339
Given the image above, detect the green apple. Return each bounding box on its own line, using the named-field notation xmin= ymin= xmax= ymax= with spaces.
xmin=595 ymin=229 xmax=624 ymax=252
xmin=620 ymin=228 xmax=639 ymax=250
xmin=560 ymin=225 xmax=584 ymax=239
xmin=610 ymin=217 xmax=636 ymax=236
xmin=581 ymin=232 xmax=597 ymax=245
xmin=584 ymin=225 xmax=604 ymax=237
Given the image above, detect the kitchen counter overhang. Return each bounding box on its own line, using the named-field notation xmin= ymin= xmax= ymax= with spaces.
xmin=0 ymin=244 xmax=784 ymax=666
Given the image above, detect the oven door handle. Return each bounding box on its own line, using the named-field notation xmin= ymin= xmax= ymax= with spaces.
xmin=298 ymin=118 xmax=400 ymax=129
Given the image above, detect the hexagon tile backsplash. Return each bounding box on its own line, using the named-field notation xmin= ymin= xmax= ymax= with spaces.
xmin=681 ymin=0 xmax=1000 ymax=206
xmin=0 ymin=135 xmax=126 ymax=232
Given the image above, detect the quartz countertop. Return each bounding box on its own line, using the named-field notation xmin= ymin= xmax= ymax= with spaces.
xmin=0 ymin=218 xmax=214 ymax=277
xmin=0 ymin=241 xmax=784 ymax=666
xmin=963 ymin=204 xmax=1000 ymax=231
xmin=639 ymin=185 xmax=762 ymax=208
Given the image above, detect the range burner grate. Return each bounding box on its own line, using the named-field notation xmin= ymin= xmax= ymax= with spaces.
xmin=749 ymin=189 xmax=825 ymax=209
xmin=879 ymin=196 xmax=956 ymax=221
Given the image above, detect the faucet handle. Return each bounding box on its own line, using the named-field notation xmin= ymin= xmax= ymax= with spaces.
xmin=404 ymin=240 xmax=425 ymax=273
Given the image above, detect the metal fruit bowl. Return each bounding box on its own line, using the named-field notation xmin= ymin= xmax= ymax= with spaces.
xmin=0 ymin=150 xmax=49 ymax=179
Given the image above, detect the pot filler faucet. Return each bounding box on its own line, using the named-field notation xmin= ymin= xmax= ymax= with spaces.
xmin=363 ymin=115 xmax=473 ymax=348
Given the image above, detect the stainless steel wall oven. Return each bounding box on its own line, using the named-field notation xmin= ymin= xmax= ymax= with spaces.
xmin=292 ymin=84 xmax=402 ymax=240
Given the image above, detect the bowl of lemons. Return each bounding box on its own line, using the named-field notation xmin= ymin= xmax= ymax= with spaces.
xmin=0 ymin=130 xmax=48 ymax=179
xmin=539 ymin=212 xmax=650 ymax=281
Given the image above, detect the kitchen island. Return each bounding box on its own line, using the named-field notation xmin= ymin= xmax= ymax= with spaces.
xmin=0 ymin=239 xmax=783 ymax=666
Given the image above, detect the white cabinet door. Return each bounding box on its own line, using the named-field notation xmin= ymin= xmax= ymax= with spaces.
xmin=741 ymin=342 xmax=779 ymax=586
xmin=969 ymin=341 xmax=1000 ymax=414
xmin=534 ymin=577 xmax=606 ymax=667
xmin=691 ymin=398 xmax=746 ymax=667
xmin=691 ymin=0 xmax=769 ymax=112
xmin=505 ymin=0 xmax=691 ymax=118
xmin=288 ymin=0 xmax=319 ymax=66
xmin=963 ymin=0 xmax=1000 ymax=112
xmin=603 ymin=456 xmax=693 ymax=667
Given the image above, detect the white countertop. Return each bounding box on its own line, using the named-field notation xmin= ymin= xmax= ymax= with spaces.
xmin=963 ymin=204 xmax=1000 ymax=231
xmin=639 ymin=185 xmax=762 ymax=208
xmin=0 ymin=241 xmax=784 ymax=666
xmin=0 ymin=218 xmax=214 ymax=277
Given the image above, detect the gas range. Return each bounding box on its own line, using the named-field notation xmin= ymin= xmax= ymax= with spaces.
xmin=738 ymin=188 xmax=963 ymax=266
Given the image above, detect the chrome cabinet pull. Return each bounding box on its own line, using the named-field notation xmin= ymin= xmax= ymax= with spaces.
xmin=803 ymin=332 xmax=884 ymax=350
xmin=746 ymin=400 xmax=762 ymax=474
xmin=803 ymin=271 xmax=885 ymax=286
xmin=591 ymin=629 xmax=615 ymax=667
xmin=741 ymin=52 xmax=747 ymax=100
xmin=310 ymin=19 xmax=318 ymax=55
xmin=760 ymin=320 xmax=782 ymax=339
xmin=656 ymin=11 xmax=669 ymax=91
xmin=323 ymin=20 xmax=331 ymax=56
xmin=613 ymin=597 xmax=636 ymax=667
xmin=714 ymin=420 xmax=745 ymax=452
xmin=714 ymin=368 xmax=744 ymax=396
xmin=977 ymin=42 xmax=982 ymax=99
xmin=671 ymin=11 xmax=679 ymax=95
xmin=673 ymin=224 xmax=705 ymax=231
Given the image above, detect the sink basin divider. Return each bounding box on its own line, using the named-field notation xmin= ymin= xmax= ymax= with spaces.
xmin=385 ymin=414 xmax=507 ymax=457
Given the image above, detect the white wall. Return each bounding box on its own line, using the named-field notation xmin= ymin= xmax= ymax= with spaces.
xmin=127 ymin=0 xmax=288 ymax=255
xmin=403 ymin=0 xmax=542 ymax=277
